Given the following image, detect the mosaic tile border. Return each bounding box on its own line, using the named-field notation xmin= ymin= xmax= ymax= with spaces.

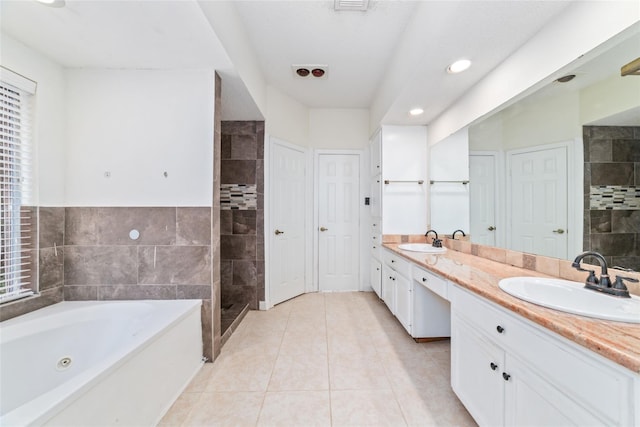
xmin=220 ymin=184 xmax=257 ymax=210
xmin=590 ymin=186 xmax=640 ymax=210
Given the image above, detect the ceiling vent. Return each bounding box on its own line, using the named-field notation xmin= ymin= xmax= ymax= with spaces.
xmin=292 ymin=65 xmax=329 ymax=80
xmin=334 ymin=0 xmax=369 ymax=12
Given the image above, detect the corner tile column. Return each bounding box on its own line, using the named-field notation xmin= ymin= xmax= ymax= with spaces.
xmin=211 ymin=72 xmax=222 ymax=360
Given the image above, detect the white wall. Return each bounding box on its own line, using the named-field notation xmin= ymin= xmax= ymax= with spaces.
xmin=65 ymin=69 xmax=215 ymax=206
xmin=580 ymin=73 xmax=640 ymax=125
xmin=501 ymin=91 xmax=580 ymax=150
xmin=309 ymin=108 xmax=369 ymax=149
xmin=429 ymin=1 xmax=640 ymax=145
xmin=265 ymin=85 xmax=309 ymax=148
xmin=470 ymin=69 xmax=639 ymax=152
xmin=198 ymin=0 xmax=267 ymax=116
xmin=1 ymin=33 xmax=67 ymax=206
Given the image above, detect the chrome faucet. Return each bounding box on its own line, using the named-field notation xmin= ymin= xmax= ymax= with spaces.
xmin=425 ymin=229 xmax=442 ymax=248
xmin=452 ymin=229 xmax=466 ymax=240
xmin=572 ymin=251 xmax=636 ymax=298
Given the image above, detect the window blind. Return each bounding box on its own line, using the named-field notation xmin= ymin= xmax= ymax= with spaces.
xmin=0 ymin=71 xmax=35 ymax=304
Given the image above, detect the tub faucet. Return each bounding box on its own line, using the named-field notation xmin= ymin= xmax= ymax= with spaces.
xmin=452 ymin=229 xmax=466 ymax=240
xmin=572 ymin=251 xmax=635 ymax=298
xmin=425 ymin=230 xmax=442 ymax=248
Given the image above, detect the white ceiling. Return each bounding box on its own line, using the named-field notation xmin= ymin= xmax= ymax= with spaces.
xmin=232 ymin=0 xmax=418 ymax=109
xmin=0 ymin=0 xmax=260 ymax=120
xmin=1 ymin=0 xmax=630 ymax=127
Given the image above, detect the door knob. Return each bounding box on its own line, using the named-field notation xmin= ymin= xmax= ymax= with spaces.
xmin=274 ymin=229 xmax=284 ymax=235
xmin=488 ymin=226 xmax=496 ymax=231
xmin=320 ymin=227 xmax=328 ymax=232
xmin=552 ymin=229 xmax=565 ymax=234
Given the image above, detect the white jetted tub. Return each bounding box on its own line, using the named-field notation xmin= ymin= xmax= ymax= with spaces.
xmin=0 ymin=300 xmax=203 ymax=426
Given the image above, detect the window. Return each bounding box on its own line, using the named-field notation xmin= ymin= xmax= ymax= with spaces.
xmin=0 ymin=67 xmax=36 ymax=304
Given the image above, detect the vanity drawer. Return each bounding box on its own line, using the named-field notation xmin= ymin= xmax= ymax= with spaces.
xmin=383 ymin=249 xmax=411 ymax=277
xmin=412 ymin=266 xmax=448 ymax=300
xmin=450 ymin=285 xmax=514 ymax=344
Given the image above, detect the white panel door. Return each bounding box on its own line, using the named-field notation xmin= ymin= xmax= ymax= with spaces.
xmin=270 ymin=141 xmax=306 ymax=306
xmin=469 ymin=154 xmax=497 ymax=246
xmin=318 ymin=154 xmax=360 ymax=291
xmin=509 ymin=146 xmax=567 ymax=259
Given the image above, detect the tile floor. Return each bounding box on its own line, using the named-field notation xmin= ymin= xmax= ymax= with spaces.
xmin=160 ymin=291 xmax=477 ymax=427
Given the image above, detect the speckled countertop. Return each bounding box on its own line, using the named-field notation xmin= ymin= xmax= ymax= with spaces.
xmin=383 ymin=243 xmax=640 ymax=375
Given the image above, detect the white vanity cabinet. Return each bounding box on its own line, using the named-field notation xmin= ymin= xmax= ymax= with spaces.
xmin=411 ymin=265 xmax=451 ymax=337
xmin=382 ymin=250 xmax=410 ymax=317
xmin=450 ymin=284 xmax=638 ymax=427
xmin=370 ymin=258 xmax=382 ymax=298
xmin=370 ymin=128 xmax=382 ymax=177
xmin=382 ymin=249 xmax=452 ymax=339
xmin=369 ymin=130 xmax=383 ymax=296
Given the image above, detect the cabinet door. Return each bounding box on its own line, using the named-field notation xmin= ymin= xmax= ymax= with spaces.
xmin=382 ymin=265 xmax=395 ymax=313
xmin=504 ymin=355 xmax=606 ymax=427
xmin=394 ymin=274 xmax=412 ymax=334
xmin=370 ymin=176 xmax=382 ymax=218
xmin=370 ymin=258 xmax=382 ymax=298
xmin=451 ymin=314 xmax=504 ymax=427
xmin=370 ymin=129 xmax=382 ymax=177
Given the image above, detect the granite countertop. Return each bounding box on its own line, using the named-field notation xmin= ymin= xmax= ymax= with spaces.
xmin=383 ymin=243 xmax=640 ymax=375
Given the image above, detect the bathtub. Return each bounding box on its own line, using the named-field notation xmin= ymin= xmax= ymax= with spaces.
xmin=0 ymin=299 xmax=203 ymax=426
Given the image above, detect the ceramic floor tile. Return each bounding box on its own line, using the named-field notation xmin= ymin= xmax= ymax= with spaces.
xmin=279 ymin=330 xmax=328 ymax=356
xmin=257 ymin=391 xmax=331 ymax=426
xmin=182 ymin=392 xmax=264 ymax=427
xmin=164 ymin=292 xmax=475 ymax=427
xmin=205 ymin=352 xmax=277 ymax=392
xmin=330 ymin=389 xmax=407 ymax=426
xmin=183 ymin=363 xmax=215 ymax=393
xmin=329 ymin=352 xmax=392 ymax=390
xmin=394 ymin=386 xmax=476 ymax=426
xmin=268 ymin=352 xmax=329 ymax=391
xmin=327 ymin=330 xmax=377 ymax=356
xmin=158 ymin=392 xmax=201 ymax=426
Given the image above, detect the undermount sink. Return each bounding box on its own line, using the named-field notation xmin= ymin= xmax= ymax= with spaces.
xmin=397 ymin=243 xmax=446 ymax=254
xmin=499 ymin=277 xmax=640 ymax=323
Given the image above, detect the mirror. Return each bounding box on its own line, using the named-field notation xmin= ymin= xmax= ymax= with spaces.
xmin=467 ymin=27 xmax=640 ymax=270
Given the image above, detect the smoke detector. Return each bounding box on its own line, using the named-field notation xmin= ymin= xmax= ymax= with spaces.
xmin=292 ymin=65 xmax=329 ymax=80
xmin=334 ymin=0 xmax=369 ymax=11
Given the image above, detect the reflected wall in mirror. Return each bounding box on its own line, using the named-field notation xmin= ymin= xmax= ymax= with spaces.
xmin=468 ymin=27 xmax=640 ymax=270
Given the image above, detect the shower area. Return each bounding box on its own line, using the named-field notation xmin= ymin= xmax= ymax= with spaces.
xmin=583 ymin=125 xmax=640 ymax=271
xmin=220 ymin=121 xmax=265 ymax=339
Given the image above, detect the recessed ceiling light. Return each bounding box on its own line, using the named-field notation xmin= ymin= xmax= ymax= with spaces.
xmin=447 ymin=59 xmax=471 ymax=74
xmin=36 ymin=0 xmax=66 ymax=7
xmin=409 ymin=108 xmax=424 ymax=116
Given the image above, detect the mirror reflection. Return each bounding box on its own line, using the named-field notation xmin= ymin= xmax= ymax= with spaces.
xmin=468 ymin=28 xmax=640 ymax=270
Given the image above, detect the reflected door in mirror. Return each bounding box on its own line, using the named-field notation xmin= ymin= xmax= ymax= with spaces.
xmin=470 ymin=153 xmax=497 ymax=246
xmin=509 ymin=146 xmax=568 ymax=259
